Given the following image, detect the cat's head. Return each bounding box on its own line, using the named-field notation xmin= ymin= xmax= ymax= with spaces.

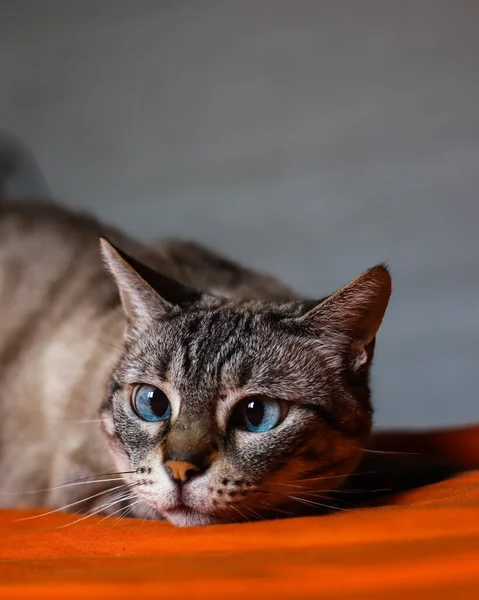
xmin=100 ymin=240 xmax=391 ymax=526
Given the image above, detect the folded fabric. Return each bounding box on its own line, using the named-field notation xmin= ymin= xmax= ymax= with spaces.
xmin=1 ymin=425 xmax=478 ymax=600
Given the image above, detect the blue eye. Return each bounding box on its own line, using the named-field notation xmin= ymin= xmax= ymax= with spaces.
xmin=235 ymin=396 xmax=285 ymax=433
xmin=133 ymin=385 xmax=171 ymax=422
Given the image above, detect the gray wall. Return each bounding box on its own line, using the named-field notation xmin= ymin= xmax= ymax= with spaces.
xmin=2 ymin=0 xmax=478 ymax=428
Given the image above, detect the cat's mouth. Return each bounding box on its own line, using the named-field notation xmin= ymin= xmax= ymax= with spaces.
xmin=167 ymin=501 xmax=192 ymax=514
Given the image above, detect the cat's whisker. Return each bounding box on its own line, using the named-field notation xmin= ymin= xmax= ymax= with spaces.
xmin=249 ymin=489 xmax=287 ymax=500
xmin=67 ymin=490 xmax=134 ymax=521
xmin=251 ymin=488 xmax=313 ymax=500
xmin=60 ymin=470 xmax=134 ymax=482
xmin=124 ymin=499 xmax=145 ymax=519
xmin=113 ymin=307 xmax=143 ymax=339
xmin=283 ymin=487 xmax=390 ymax=495
xmin=229 ymin=504 xmax=250 ymax=523
xmin=288 ymin=495 xmax=348 ymax=512
xmin=3 ymin=470 xmax=135 ymax=498
xmin=243 ymin=505 xmax=266 ymax=521
xmin=354 ymin=447 xmax=420 ymax=456
xmin=85 ymin=490 xmax=136 ymax=517
xmin=142 ymin=506 xmax=156 ymax=525
xmin=14 ymin=484 xmax=129 ymax=521
xmin=58 ymin=491 xmax=136 ymax=529
xmin=113 ymin=306 xmax=157 ymax=354
xmin=56 ymin=470 xmax=135 ymax=486
xmin=97 ymin=339 xmax=124 ymax=352
xmin=267 ymin=481 xmax=305 ymax=489
xmin=257 ymin=499 xmax=297 ymax=517
xmin=268 ymin=481 xmax=337 ymax=490
xmin=288 ymin=469 xmax=385 ymax=484
xmin=3 ymin=477 xmax=130 ymax=498
xmin=254 ymin=487 xmax=348 ymax=507
xmin=333 ymin=487 xmax=391 ymax=494
xmin=259 ymin=485 xmax=384 ymax=508
xmin=99 ymin=499 xmax=136 ymax=525
xmin=110 ymin=498 xmax=144 ymax=526
xmin=41 ymin=488 xmax=134 ymax=526
xmin=65 ymin=419 xmax=103 ymax=424
xmin=93 ymin=492 xmax=136 ymax=524
xmin=295 ymin=492 xmax=354 ymax=508
xmin=51 ymin=477 xmax=130 ymax=491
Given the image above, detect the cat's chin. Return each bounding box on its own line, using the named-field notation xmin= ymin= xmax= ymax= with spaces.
xmin=163 ymin=505 xmax=218 ymax=527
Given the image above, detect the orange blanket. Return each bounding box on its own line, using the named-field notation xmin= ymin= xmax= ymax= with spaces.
xmin=1 ymin=425 xmax=479 ymax=600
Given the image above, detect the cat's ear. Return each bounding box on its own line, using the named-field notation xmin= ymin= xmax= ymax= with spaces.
xmin=300 ymin=265 xmax=392 ymax=345
xmin=99 ymin=238 xmax=201 ymax=323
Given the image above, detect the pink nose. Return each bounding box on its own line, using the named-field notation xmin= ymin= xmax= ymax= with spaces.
xmin=164 ymin=460 xmax=199 ymax=483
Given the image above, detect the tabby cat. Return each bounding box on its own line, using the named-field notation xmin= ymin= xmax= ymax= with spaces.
xmin=1 ymin=138 xmax=443 ymax=527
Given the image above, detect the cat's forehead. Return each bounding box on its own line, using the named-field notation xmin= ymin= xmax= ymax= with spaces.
xmin=162 ymin=306 xmax=285 ymax=384
xmin=166 ymin=303 xmax=290 ymax=344
xmin=123 ymin=304 xmax=334 ymax=403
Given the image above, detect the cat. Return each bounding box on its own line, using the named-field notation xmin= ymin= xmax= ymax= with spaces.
xmin=0 ymin=139 xmax=456 ymax=527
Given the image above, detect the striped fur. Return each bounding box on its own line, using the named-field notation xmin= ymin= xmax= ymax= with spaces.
xmin=0 ymin=200 xmax=391 ymax=526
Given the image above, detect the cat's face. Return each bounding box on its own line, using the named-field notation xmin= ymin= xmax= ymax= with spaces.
xmin=100 ymin=241 xmax=391 ymax=526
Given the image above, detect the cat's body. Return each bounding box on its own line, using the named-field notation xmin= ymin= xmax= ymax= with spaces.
xmin=0 ymin=140 xmax=461 ymax=527
xmin=1 ymin=199 xmax=462 ymax=526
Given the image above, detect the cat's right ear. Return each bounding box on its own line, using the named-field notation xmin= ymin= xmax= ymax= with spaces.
xmin=100 ymin=238 xmax=202 ymax=324
xmin=298 ymin=264 xmax=392 ymax=346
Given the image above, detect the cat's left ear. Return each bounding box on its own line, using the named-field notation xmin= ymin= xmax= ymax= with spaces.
xmin=299 ymin=264 xmax=392 ymax=346
xmin=100 ymin=238 xmax=202 ymax=323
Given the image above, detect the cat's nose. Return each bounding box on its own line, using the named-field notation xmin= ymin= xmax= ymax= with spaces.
xmin=164 ymin=460 xmax=200 ymax=484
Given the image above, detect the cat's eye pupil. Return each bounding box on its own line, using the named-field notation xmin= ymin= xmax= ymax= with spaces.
xmin=148 ymin=389 xmax=169 ymax=417
xmin=133 ymin=385 xmax=171 ymax=422
xmin=236 ymin=395 xmax=285 ymax=433
xmin=245 ymin=400 xmax=265 ymax=428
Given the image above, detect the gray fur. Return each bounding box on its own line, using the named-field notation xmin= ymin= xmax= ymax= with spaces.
xmin=0 ymin=199 xmax=391 ymax=526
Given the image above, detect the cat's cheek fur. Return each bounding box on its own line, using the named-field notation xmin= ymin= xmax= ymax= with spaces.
xmin=100 ymin=413 xmax=133 ymax=477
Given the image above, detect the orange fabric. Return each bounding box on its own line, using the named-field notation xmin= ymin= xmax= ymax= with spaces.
xmin=1 ymin=426 xmax=479 ymax=600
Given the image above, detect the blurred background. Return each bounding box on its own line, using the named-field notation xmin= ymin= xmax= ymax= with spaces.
xmin=1 ymin=0 xmax=477 ymax=428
